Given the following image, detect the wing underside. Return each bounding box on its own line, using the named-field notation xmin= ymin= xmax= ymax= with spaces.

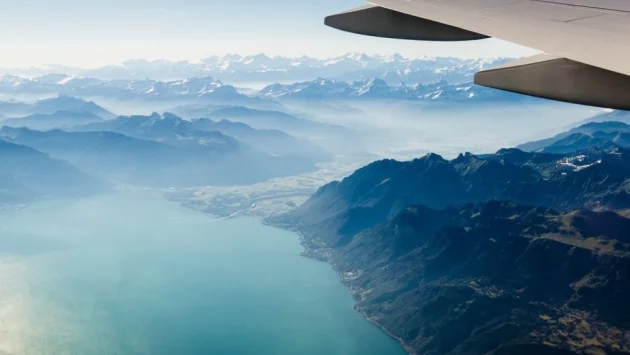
xmin=325 ymin=1 xmax=630 ymax=110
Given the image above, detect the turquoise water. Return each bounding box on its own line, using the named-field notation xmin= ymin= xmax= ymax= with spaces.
xmin=0 ymin=193 xmax=405 ymax=355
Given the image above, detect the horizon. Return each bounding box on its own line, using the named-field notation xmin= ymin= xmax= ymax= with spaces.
xmin=1 ymin=0 xmax=537 ymax=68
xmin=0 ymin=41 xmax=537 ymax=69
xmin=0 ymin=52 xmax=518 ymax=71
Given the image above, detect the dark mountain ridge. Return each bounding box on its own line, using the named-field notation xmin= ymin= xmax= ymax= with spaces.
xmin=270 ymin=144 xmax=630 ymax=355
xmin=277 ymin=147 xmax=630 ymax=243
xmin=323 ymin=202 xmax=630 ymax=355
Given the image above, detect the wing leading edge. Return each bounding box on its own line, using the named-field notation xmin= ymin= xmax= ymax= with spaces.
xmin=325 ymin=1 xmax=630 ymax=110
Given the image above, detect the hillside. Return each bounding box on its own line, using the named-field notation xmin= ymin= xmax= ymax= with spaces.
xmin=189 ymin=118 xmax=332 ymax=162
xmin=300 ymin=202 xmax=630 ymax=355
xmin=2 ymin=125 xmax=316 ymax=187
xmin=270 ymin=144 xmax=630 ymax=354
xmin=0 ymin=139 xmax=107 ymax=202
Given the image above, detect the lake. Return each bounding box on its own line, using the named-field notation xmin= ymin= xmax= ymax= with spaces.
xmin=0 ymin=192 xmax=406 ymax=355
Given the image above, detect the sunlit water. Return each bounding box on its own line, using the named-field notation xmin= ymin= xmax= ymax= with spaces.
xmin=0 ymin=193 xmax=405 ymax=355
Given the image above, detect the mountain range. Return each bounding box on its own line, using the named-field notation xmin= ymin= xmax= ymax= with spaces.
xmin=0 ymin=111 xmax=330 ymax=190
xmin=0 ymin=75 xmax=280 ymax=110
xmin=0 ymin=96 xmax=114 ymax=130
xmin=0 ymin=53 xmax=511 ymax=84
xmin=0 ymin=96 xmax=339 ymax=157
xmin=270 ymin=128 xmax=630 ymax=354
xmin=76 ymin=112 xmax=331 ymax=164
xmin=0 ymin=95 xmax=113 ymax=119
xmin=275 ymin=146 xmax=630 ymax=239
xmin=187 ymin=118 xmax=332 ymax=162
xmin=0 ymin=74 xmax=527 ymax=106
xmin=574 ymin=109 xmax=630 ymax=126
xmin=173 ymin=105 xmax=352 ymax=139
xmin=259 ymin=78 xmax=527 ymax=102
xmin=518 ymin=121 xmax=630 ymax=153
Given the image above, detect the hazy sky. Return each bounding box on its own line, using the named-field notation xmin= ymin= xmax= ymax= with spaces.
xmin=0 ymin=0 xmax=537 ymax=67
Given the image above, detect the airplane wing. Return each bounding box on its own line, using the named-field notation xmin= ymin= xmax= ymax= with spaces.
xmin=325 ymin=0 xmax=630 ymax=110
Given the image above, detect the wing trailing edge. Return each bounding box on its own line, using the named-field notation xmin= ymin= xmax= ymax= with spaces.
xmin=476 ymin=54 xmax=630 ymax=111
xmin=324 ymin=5 xmax=488 ymax=41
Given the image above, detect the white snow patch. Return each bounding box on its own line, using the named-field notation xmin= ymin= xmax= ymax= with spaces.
xmin=57 ymin=76 xmax=75 ymax=85
xmin=558 ymin=155 xmax=602 ymax=172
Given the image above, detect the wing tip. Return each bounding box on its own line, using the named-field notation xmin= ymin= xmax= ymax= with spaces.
xmin=325 ymin=5 xmax=488 ymax=41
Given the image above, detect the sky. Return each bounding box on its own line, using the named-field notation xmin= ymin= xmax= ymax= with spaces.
xmin=0 ymin=0 xmax=537 ymax=67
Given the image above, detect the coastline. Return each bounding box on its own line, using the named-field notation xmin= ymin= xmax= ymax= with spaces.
xmin=272 ymin=224 xmax=416 ymax=355
xmin=304 ymin=237 xmax=415 ymax=355
xmin=186 ymin=205 xmax=415 ymax=354
xmin=358 ymin=309 xmax=417 ymax=355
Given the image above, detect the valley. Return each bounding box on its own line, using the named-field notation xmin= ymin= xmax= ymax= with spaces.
xmin=164 ymin=160 xmax=362 ymax=218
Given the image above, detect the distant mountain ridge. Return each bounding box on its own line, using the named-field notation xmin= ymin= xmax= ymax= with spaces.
xmin=26 ymin=113 xmax=321 ymax=186
xmin=2 ymin=111 xmax=104 ymax=130
xmin=0 ymin=53 xmax=511 ymax=84
xmin=188 ymin=118 xmax=332 ymax=162
xmin=0 ymin=95 xmax=113 ymax=119
xmin=574 ymin=110 xmax=630 ymax=126
xmin=76 ymin=112 xmax=331 ymax=163
xmin=258 ymin=78 xmax=526 ymax=102
xmin=0 ymin=74 xmax=526 ymax=106
xmin=0 ymin=76 xmax=279 ymax=109
xmin=0 ymin=138 xmax=107 ymax=202
xmin=518 ymin=121 xmax=630 ymax=153
xmin=171 ymin=105 xmax=357 ymax=153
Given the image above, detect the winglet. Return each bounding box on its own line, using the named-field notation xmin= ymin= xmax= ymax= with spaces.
xmin=325 ymin=5 xmax=488 ymax=41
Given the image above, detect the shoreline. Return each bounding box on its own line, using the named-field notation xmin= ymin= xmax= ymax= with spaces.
xmin=279 ymin=226 xmax=416 ymax=355
xmin=187 ymin=205 xmax=416 ymax=354
xmin=307 ymin=240 xmax=415 ymax=355
xmin=358 ymin=309 xmax=417 ymax=355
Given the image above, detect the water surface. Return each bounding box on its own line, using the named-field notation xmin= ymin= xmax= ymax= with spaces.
xmin=0 ymin=193 xmax=405 ymax=355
